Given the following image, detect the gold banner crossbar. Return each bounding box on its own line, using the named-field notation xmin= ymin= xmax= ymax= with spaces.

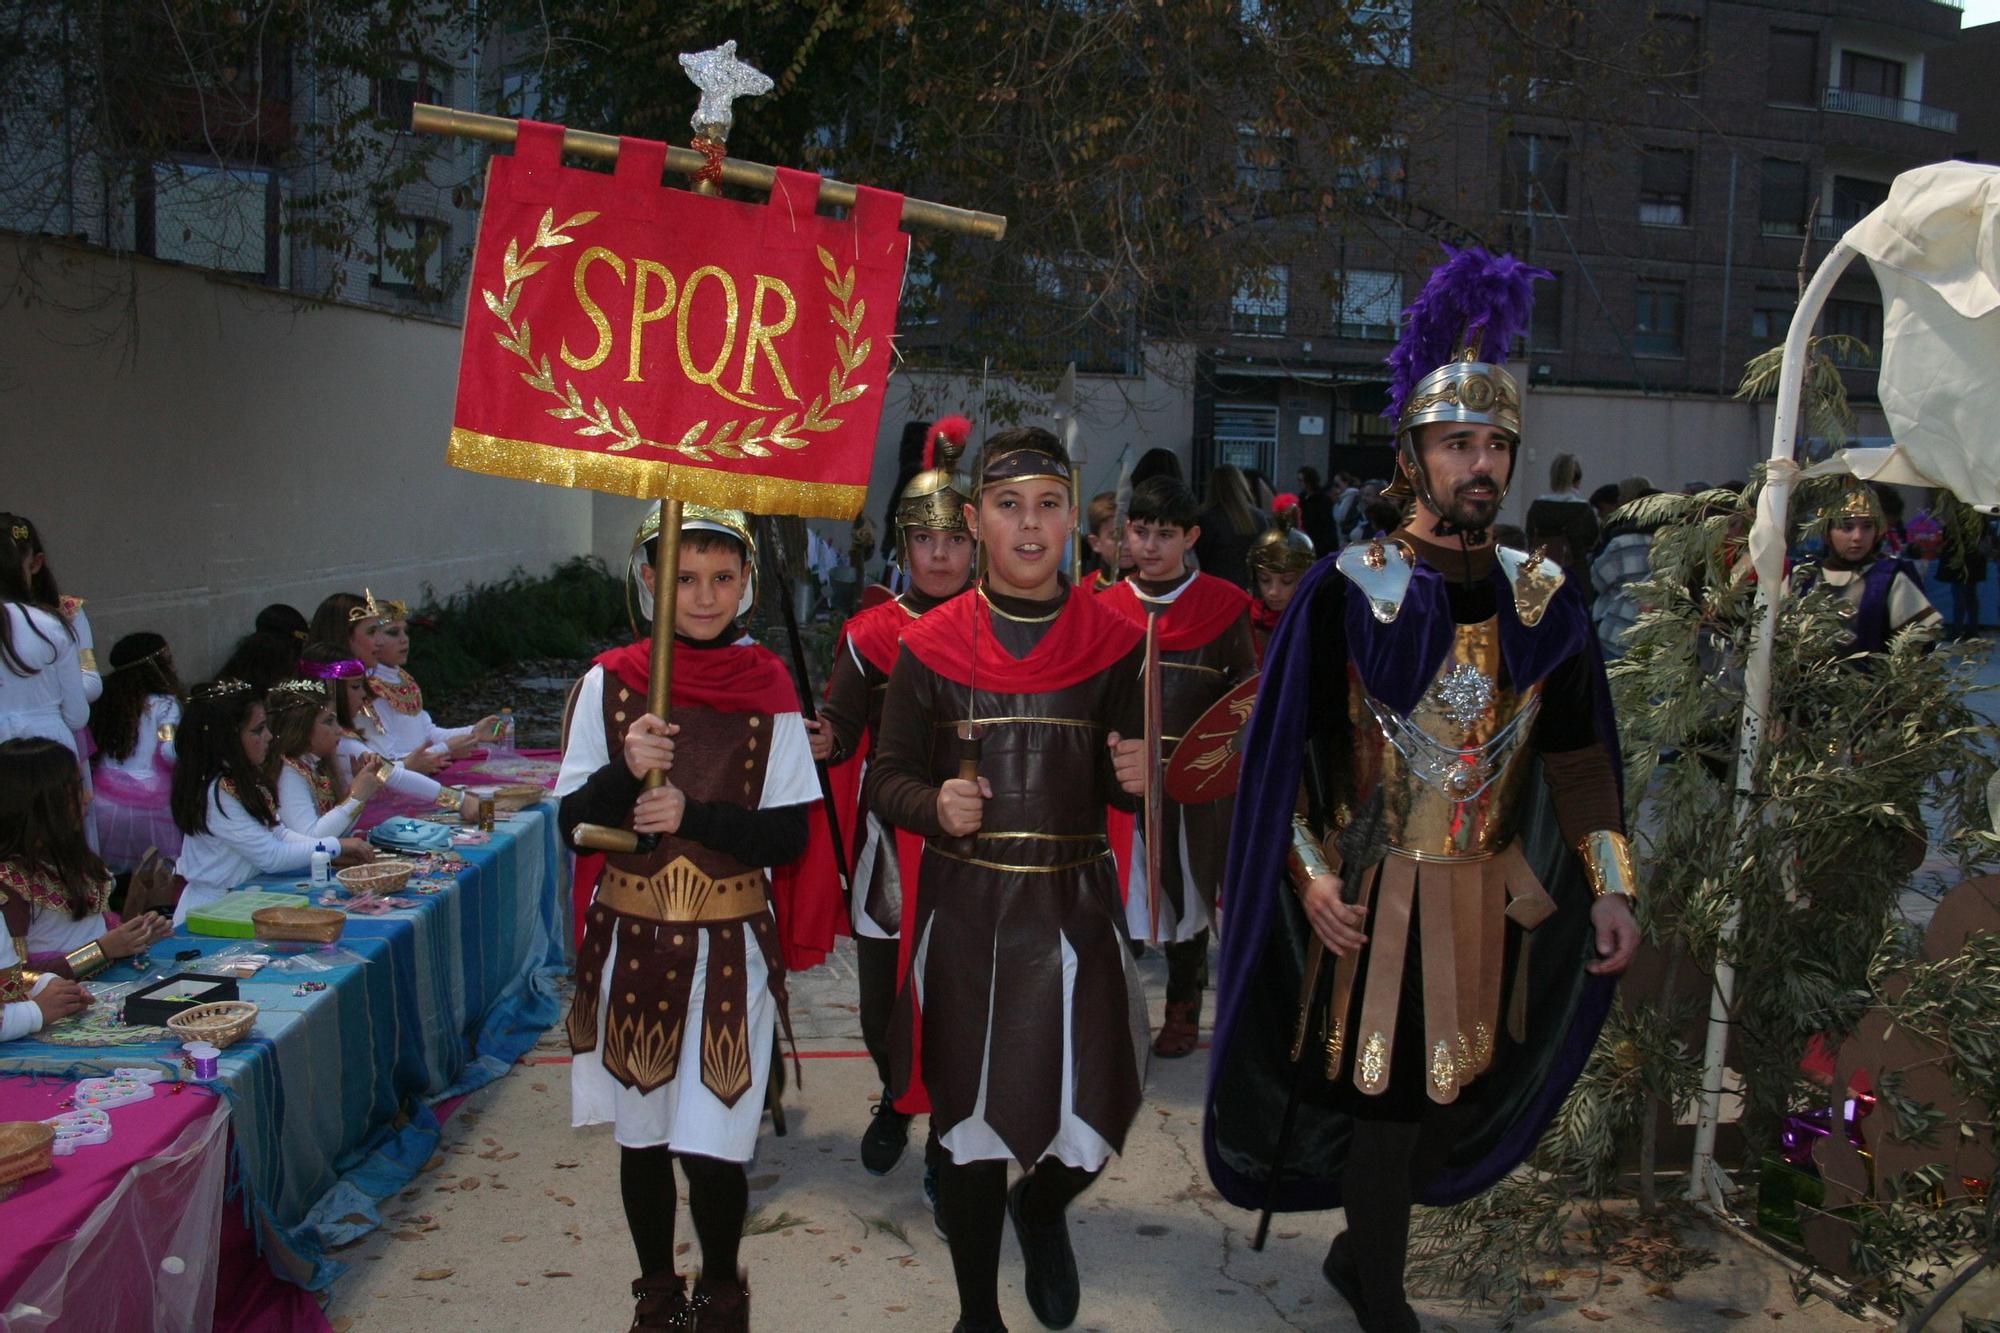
xmin=411 ymin=104 xmax=1007 ymax=241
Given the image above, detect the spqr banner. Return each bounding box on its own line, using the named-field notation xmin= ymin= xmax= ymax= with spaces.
xmin=448 ymin=119 xmax=909 ymax=518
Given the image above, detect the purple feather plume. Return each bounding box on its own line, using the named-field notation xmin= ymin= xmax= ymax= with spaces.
xmin=1383 ymin=246 xmax=1552 ymax=422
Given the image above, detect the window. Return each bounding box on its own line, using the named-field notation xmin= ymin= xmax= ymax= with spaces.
xmin=1336 ymin=270 xmax=1402 ymax=340
xmin=1639 ymin=148 xmax=1693 ymax=226
xmin=1503 ymin=133 xmax=1568 ymax=214
xmin=1530 ymin=272 xmax=1563 ymax=351
xmin=1841 ymin=51 xmax=1904 ymax=101
xmin=1768 ymin=29 xmax=1818 ymax=106
xmin=1634 ymin=281 xmax=1684 ymax=357
xmin=1830 ymin=175 xmax=1889 ymax=226
xmin=1823 ymin=298 xmax=1881 ymax=365
xmin=1758 ymin=158 xmax=1808 ymax=236
xmin=374 ymin=57 xmax=439 ymax=127
xmin=1651 ymin=13 xmax=1701 ymax=94
xmin=142 ymin=162 xmax=283 ymax=285
xmin=1351 ymin=1 xmax=1412 ymax=68
xmin=1231 ymin=266 xmax=1289 ymax=337
xmin=375 ymin=215 xmax=446 ymax=296
xmin=1336 ymin=140 xmax=1406 ymax=200
xmin=1750 ymin=288 xmax=1793 ymax=343
xmin=1236 ymin=128 xmax=1292 ymax=195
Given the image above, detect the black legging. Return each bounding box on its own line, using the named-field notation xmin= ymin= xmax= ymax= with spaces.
xmin=856 ymin=933 xmax=901 ymax=1090
xmin=1164 ymin=930 xmax=1209 ymax=1006
xmin=1339 ymin=1100 xmax=1474 ymax=1313
xmin=935 ymin=1157 xmax=1101 ymax=1327
xmin=620 ymin=1146 xmax=749 ymax=1281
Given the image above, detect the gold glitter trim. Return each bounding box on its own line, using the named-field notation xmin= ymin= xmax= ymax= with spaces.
xmin=1358 ymin=1030 xmax=1388 ymax=1092
xmin=1324 ymin=1019 xmax=1345 ymax=1079
xmin=78 ymin=648 xmax=97 ymax=673
xmin=1430 ymin=1039 xmax=1458 ymax=1096
xmin=447 ymin=427 xmax=866 ymax=518
xmin=1471 ymin=1021 xmax=1493 ymax=1069
xmin=928 ymin=847 xmax=1112 ymax=874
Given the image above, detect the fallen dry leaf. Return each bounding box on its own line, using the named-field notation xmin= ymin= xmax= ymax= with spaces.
xmin=1645 ymin=1282 xmax=1675 ymax=1299
xmin=423 ymin=1154 xmax=445 ymax=1173
xmin=1714 ymin=1310 xmax=1751 ymax=1320
xmin=458 ymin=1178 xmax=480 ymax=1191
xmin=1579 ymin=1311 xmax=1611 ymax=1322
xmin=483 ymin=1137 xmax=497 ymax=1146
xmin=496 ymin=1150 xmax=519 ymax=1161
xmin=515 ymin=1279 xmax=530 ymax=1287
xmin=885 ymin=1306 xmax=907 ymax=1313
xmin=330 ymin=1320 xmax=352 ymax=1333
xmin=542 ymin=1271 xmax=573 ymax=1279
xmin=532 ymin=1082 xmax=549 ymax=1093
xmin=393 ymin=1231 xmax=423 ymax=1243
xmin=554 ymin=1195 xmax=575 ymax=1207
xmin=553 ymin=1159 xmax=580 ymax=1169
xmin=502 ymin=1235 xmax=526 ymax=1244
xmin=414 ymin=1268 xmax=454 ymax=1281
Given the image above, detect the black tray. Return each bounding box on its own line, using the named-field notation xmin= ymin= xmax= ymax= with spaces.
xmin=124 ymin=972 xmax=240 ymax=1028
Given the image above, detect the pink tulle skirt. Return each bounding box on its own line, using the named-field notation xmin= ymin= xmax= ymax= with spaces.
xmin=92 ymin=756 xmax=180 ymax=871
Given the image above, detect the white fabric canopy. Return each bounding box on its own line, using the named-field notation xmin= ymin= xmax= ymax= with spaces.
xmin=1843 ymin=162 xmax=2000 ymax=507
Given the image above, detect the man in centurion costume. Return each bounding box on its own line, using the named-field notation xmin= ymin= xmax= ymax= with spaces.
xmin=808 ymin=416 xmax=975 ymax=1189
xmin=1203 ymin=249 xmax=1641 ymax=1333
xmin=870 ymin=426 xmax=1150 ymax=1333
xmin=557 ymin=505 xmax=820 ymax=1332
xmin=1790 ymin=477 xmax=1941 ymax=653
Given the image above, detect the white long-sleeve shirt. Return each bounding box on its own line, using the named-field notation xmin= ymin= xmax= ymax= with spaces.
xmin=0 ymin=928 xmax=52 ymax=1043
xmin=170 ymin=779 xmax=339 ymax=926
xmin=275 ymin=758 xmax=365 ymax=839
xmin=0 ymin=603 xmax=89 ymax=754
xmin=334 ymin=735 xmax=444 ymax=805
xmin=360 ymin=665 xmax=472 ymax=761
xmin=97 ymin=694 xmax=180 ymax=779
xmin=63 ymin=600 xmax=101 ymax=705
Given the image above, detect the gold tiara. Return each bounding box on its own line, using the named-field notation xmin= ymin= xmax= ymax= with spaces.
xmin=266 ymin=678 xmax=330 ymax=712
xmin=347 ymin=589 xmax=405 ymax=623
xmin=192 ymin=678 xmax=255 ymax=702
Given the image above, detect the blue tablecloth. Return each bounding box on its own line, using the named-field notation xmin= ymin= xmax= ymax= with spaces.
xmin=0 ymin=801 xmax=568 ymax=1290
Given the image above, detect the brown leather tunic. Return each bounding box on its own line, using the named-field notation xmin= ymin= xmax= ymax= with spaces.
xmin=870 ymin=587 xmax=1150 ymax=1165
xmin=565 ymin=675 xmax=784 ymax=1106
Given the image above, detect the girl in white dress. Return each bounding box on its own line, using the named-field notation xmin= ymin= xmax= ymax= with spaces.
xmin=0 ymin=522 xmax=87 ymax=758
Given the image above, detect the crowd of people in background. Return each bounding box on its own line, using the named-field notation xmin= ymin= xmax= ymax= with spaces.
xmin=0 ymin=507 xmax=502 ymax=1043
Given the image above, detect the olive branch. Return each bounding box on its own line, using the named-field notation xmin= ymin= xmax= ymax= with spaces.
xmin=480 ymin=211 xmax=871 ymax=463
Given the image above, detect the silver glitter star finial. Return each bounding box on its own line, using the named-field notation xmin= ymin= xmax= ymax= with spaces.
xmin=678 ymin=41 xmax=773 ymax=140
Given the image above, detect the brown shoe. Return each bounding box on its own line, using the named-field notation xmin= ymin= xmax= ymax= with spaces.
xmin=629 ymin=1273 xmax=690 ymax=1331
xmin=1152 ymin=999 xmax=1201 ymax=1058
xmin=690 ymin=1270 xmax=750 ymax=1332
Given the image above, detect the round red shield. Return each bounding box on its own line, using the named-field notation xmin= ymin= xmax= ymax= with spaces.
xmin=1165 ymin=673 xmax=1260 ymax=804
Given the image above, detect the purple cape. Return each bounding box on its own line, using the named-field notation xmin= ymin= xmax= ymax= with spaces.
xmin=1203 ymin=548 xmax=1621 ymax=1212
xmin=1794 ymin=555 xmax=1927 ymax=655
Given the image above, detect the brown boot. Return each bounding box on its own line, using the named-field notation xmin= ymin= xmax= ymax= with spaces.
xmin=1152 ymin=999 xmax=1201 ymax=1058
xmin=690 ymin=1270 xmax=749 ymax=1332
xmin=629 ymin=1273 xmax=690 ymax=1331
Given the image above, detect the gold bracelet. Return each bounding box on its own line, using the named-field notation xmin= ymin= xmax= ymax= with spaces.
xmin=434 ymin=785 xmax=466 ymax=810
xmin=1578 ymin=829 xmax=1639 ymax=904
xmin=78 ymin=648 xmax=97 ymax=673
xmin=65 ymin=940 xmax=109 ymax=981
xmin=1286 ymin=814 xmax=1332 ymax=896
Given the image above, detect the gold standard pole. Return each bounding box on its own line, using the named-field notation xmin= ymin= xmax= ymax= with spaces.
xmin=409 ymin=104 xmax=1007 ymax=241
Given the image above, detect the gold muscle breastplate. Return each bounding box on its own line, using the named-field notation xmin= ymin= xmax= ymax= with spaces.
xmin=1348 ymin=618 xmax=1542 ymax=860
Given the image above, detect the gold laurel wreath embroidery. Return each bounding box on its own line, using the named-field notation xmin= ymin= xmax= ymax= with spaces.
xmin=481 ymin=209 xmax=871 ymax=463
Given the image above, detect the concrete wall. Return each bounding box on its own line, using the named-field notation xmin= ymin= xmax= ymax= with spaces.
xmin=0 ymin=239 xmax=602 ymax=678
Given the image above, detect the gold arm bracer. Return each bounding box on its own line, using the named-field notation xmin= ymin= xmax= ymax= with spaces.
xmin=1578 ymin=829 xmax=1639 ymax=904
xmin=65 ymin=939 xmax=110 ymax=981
xmin=1287 ymin=814 xmax=1332 ymax=898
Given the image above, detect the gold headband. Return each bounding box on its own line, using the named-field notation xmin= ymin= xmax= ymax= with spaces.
xmin=1835 ymin=482 xmax=1884 ymax=526
xmin=347 ymin=590 xmax=385 ymax=624
xmin=266 ymin=678 xmax=331 ymax=713
xmin=192 ymin=678 xmax=255 ymax=702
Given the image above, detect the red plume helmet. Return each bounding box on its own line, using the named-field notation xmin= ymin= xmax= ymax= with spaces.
xmin=924 ymin=414 xmax=973 ymax=471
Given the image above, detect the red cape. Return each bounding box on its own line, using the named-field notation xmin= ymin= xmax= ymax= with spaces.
xmin=900 ymin=584 xmax=1142 ymax=691
xmin=1251 ymin=600 xmax=1281 ymax=665
xmin=571 ymin=636 xmax=840 ymax=972
xmin=1098 ymin=571 xmax=1251 ymax=651
xmin=842 ymin=597 xmax=917 ymax=677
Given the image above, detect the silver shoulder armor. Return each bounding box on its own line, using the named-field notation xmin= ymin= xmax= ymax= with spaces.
xmin=1336 ymin=539 xmax=1417 ymax=623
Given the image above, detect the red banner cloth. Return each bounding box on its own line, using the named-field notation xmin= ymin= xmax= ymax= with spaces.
xmin=449 ymin=120 xmax=909 ymax=519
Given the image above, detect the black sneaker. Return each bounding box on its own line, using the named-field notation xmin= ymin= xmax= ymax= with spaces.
xmin=1007 ymin=1176 xmax=1080 ymax=1329
xmin=923 ymin=1160 xmax=948 ymax=1240
xmin=860 ymin=1096 xmax=912 ymax=1176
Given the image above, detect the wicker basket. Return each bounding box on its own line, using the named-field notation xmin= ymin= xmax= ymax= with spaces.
xmin=0 ymin=1121 xmax=55 ymax=1188
xmin=336 ymin=862 xmax=414 ymax=898
xmin=166 ymin=1000 xmax=259 ymax=1048
xmin=475 ymin=783 xmax=545 ymax=812
xmin=252 ymin=905 xmax=347 ymax=943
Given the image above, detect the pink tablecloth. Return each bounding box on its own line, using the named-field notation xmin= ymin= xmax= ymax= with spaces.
xmin=355 ymin=747 xmax=562 ymax=830
xmin=0 ymin=1075 xmax=228 ymax=1331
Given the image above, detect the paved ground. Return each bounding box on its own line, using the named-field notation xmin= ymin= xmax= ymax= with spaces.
xmin=322 ymin=639 xmax=2000 ymax=1331
xmin=319 ymin=944 xmax=1880 ymax=1332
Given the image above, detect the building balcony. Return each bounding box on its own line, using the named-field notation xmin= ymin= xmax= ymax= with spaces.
xmin=1821 ymin=86 xmax=1957 ymax=134
xmin=1813 ymin=213 xmax=1872 ymax=241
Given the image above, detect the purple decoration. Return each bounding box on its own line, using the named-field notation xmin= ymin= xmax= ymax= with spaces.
xmin=1383 ymin=246 xmax=1553 ymax=423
